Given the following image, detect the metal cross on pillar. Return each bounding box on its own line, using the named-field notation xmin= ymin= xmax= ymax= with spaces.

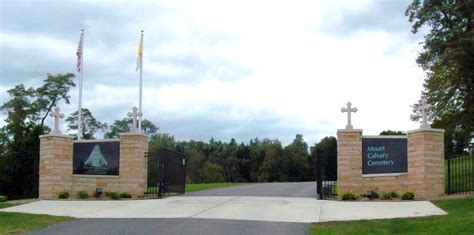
xmin=50 ymin=106 xmax=65 ymax=135
xmin=127 ymin=106 xmax=143 ymax=133
xmin=417 ymin=98 xmax=432 ymax=129
xmin=341 ymin=102 xmax=358 ymax=130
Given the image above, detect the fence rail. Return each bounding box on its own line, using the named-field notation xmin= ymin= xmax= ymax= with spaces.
xmin=446 ymin=144 xmax=473 ymax=195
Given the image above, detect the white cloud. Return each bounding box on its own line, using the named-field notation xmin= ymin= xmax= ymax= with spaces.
xmin=0 ymin=0 xmax=425 ymax=145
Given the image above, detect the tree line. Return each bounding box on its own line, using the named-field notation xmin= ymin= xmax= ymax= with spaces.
xmin=0 ymin=73 xmax=338 ymax=184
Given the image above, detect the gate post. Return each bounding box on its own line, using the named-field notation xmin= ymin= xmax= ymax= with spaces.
xmin=337 ymin=129 xmax=363 ymax=195
xmin=407 ymin=128 xmax=445 ymax=199
xmin=39 ymin=134 xmax=74 ymax=199
xmin=119 ymin=133 xmax=149 ymax=197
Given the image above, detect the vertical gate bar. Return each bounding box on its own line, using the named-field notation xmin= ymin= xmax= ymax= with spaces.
xmin=464 ymin=150 xmax=466 ymax=193
xmin=183 ymin=154 xmax=186 ymax=193
xmin=316 ymin=146 xmax=322 ymax=199
xmin=447 ymin=154 xmax=451 ymax=194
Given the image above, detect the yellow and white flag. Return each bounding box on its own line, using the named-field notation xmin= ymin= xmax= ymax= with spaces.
xmin=136 ymin=31 xmax=143 ymax=71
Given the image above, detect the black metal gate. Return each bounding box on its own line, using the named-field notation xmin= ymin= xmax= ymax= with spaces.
xmin=0 ymin=155 xmax=39 ymax=199
xmin=316 ymin=146 xmax=337 ymax=199
xmin=446 ymin=144 xmax=473 ymax=195
xmin=146 ymin=148 xmax=186 ymax=198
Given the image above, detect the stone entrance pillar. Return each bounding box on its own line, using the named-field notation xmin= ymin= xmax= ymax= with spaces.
xmin=337 ymin=129 xmax=363 ymax=194
xmin=39 ymin=134 xmax=74 ymax=199
xmin=407 ymin=128 xmax=445 ymax=200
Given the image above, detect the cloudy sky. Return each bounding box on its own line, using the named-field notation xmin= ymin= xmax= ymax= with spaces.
xmin=1 ymin=0 xmax=428 ymax=145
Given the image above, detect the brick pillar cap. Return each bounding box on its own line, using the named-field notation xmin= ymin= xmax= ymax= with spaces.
xmin=407 ymin=128 xmax=445 ymax=134
xmin=337 ymin=129 xmax=363 ymax=133
xmin=39 ymin=134 xmax=75 ymax=139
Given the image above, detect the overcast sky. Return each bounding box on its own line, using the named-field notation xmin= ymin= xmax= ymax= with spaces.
xmin=0 ymin=0 xmax=428 ymax=145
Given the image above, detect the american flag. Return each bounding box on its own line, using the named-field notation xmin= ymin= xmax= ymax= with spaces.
xmin=76 ymin=35 xmax=82 ymax=73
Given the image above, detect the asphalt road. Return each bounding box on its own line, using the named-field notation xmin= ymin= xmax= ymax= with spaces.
xmin=185 ymin=182 xmax=317 ymax=197
xmin=28 ymin=218 xmax=309 ymax=235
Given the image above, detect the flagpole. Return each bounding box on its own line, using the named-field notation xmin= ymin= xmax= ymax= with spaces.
xmin=138 ymin=30 xmax=143 ymax=133
xmin=78 ymin=29 xmax=84 ymax=140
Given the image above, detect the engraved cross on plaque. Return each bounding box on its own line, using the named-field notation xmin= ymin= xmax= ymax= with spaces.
xmin=341 ymin=102 xmax=358 ymax=130
xmin=50 ymin=106 xmax=65 ymax=135
xmin=127 ymin=106 xmax=143 ymax=133
xmin=418 ymin=98 xmax=432 ymax=129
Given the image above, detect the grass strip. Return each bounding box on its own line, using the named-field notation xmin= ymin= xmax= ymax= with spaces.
xmin=311 ymin=197 xmax=474 ymax=234
xmin=186 ymin=183 xmax=251 ymax=193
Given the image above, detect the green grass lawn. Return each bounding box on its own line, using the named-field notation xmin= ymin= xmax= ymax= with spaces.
xmin=0 ymin=202 xmax=75 ymax=234
xmin=185 ymin=182 xmax=251 ymax=193
xmin=311 ymin=197 xmax=474 ymax=234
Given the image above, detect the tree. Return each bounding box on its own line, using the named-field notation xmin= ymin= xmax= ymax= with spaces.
xmin=406 ymin=1 xmax=474 ymax=147
xmin=311 ymin=136 xmax=337 ymax=181
xmin=0 ymin=74 xmax=75 ymax=198
xmin=1 ymin=74 xmax=75 ymax=157
xmin=258 ymin=139 xmax=283 ymax=182
xmin=282 ymin=134 xmax=309 ymax=182
xmin=104 ymin=118 xmax=158 ymax=139
xmin=199 ymin=162 xmax=225 ymax=183
xmin=149 ymin=133 xmax=177 ymax=153
xmin=66 ymin=108 xmax=107 ymax=139
xmin=380 ymin=130 xmax=406 ymax=135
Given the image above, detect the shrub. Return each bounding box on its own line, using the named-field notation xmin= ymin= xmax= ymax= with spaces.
xmin=381 ymin=192 xmax=392 ymax=200
xmin=389 ymin=191 xmax=399 ymax=198
xmin=77 ymin=191 xmax=89 ymax=199
xmin=120 ymin=192 xmax=132 ymax=199
xmin=0 ymin=195 xmax=8 ymax=202
xmin=341 ymin=192 xmax=357 ymax=201
xmin=362 ymin=191 xmax=379 ymax=199
xmin=106 ymin=191 xmax=120 ymax=200
xmin=371 ymin=191 xmax=379 ymax=199
xmin=401 ymin=191 xmax=415 ymax=200
xmin=58 ymin=191 xmax=70 ymax=199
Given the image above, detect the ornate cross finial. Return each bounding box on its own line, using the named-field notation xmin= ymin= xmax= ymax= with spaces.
xmin=341 ymin=102 xmax=358 ymax=130
xmin=127 ymin=106 xmax=143 ymax=133
xmin=418 ymin=98 xmax=432 ymax=129
xmin=49 ymin=106 xmax=65 ymax=135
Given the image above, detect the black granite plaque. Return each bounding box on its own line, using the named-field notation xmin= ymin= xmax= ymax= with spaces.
xmin=362 ymin=137 xmax=407 ymax=175
xmin=73 ymin=141 xmax=119 ymax=175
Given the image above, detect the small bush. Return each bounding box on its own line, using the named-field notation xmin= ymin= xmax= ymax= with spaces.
xmin=362 ymin=191 xmax=379 ymax=199
xmin=381 ymin=192 xmax=392 ymax=200
xmin=0 ymin=195 xmax=8 ymax=202
xmin=371 ymin=191 xmax=379 ymax=199
xmin=341 ymin=192 xmax=357 ymax=201
xmin=389 ymin=191 xmax=399 ymax=198
xmin=58 ymin=191 xmax=70 ymax=199
xmin=77 ymin=191 xmax=89 ymax=199
xmin=120 ymin=192 xmax=132 ymax=199
xmin=401 ymin=191 xmax=415 ymax=200
xmin=106 ymin=191 xmax=120 ymax=200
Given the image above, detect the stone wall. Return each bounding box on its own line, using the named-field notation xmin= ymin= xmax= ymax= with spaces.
xmin=39 ymin=133 xmax=148 ymax=199
xmin=337 ymin=128 xmax=444 ymax=200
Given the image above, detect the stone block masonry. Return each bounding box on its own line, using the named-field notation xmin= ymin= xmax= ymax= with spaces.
xmin=337 ymin=128 xmax=444 ymax=200
xmin=39 ymin=133 xmax=148 ymax=199
xmin=39 ymin=135 xmax=74 ymax=199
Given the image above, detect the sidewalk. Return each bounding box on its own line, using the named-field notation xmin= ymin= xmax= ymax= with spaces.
xmin=1 ymin=196 xmax=446 ymax=223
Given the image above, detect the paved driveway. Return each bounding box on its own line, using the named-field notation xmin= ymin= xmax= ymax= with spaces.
xmin=185 ymin=182 xmax=316 ymax=197
xmin=2 ymin=182 xmax=447 ymax=234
